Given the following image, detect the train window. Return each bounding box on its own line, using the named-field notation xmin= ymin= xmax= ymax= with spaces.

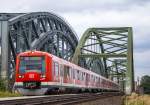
xmin=77 ymin=70 xmax=80 ymax=80
xmin=86 ymin=73 xmax=89 ymax=81
xmin=80 ymin=72 xmax=82 ymax=80
xmin=98 ymin=78 xmax=100 ymax=83
xmin=19 ymin=56 xmax=45 ymax=74
xmin=81 ymin=72 xmax=83 ymax=81
xmin=82 ymin=72 xmax=84 ymax=81
xmin=95 ymin=77 xmax=97 ymax=82
xmin=69 ymin=67 xmax=72 ymax=79
xmin=91 ymin=75 xmax=93 ymax=82
xmin=79 ymin=72 xmax=81 ymax=80
xmin=60 ymin=64 xmax=64 ymax=77
xmin=72 ymin=69 xmax=75 ymax=79
xmin=83 ymin=72 xmax=85 ymax=81
xmin=93 ymin=76 xmax=95 ymax=82
xmin=53 ymin=62 xmax=59 ymax=77
xmin=64 ymin=65 xmax=70 ymax=78
xmin=75 ymin=70 xmax=78 ymax=80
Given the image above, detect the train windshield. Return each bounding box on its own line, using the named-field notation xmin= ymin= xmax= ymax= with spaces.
xmin=19 ymin=56 xmax=45 ymax=74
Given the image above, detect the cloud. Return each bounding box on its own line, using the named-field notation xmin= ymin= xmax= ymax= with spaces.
xmin=61 ymin=3 xmax=150 ymax=39
xmin=0 ymin=0 xmax=150 ymax=13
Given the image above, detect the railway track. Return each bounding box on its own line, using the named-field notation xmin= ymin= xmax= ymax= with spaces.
xmin=0 ymin=92 xmax=123 ymax=105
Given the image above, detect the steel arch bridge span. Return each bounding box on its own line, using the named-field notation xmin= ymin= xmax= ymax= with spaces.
xmin=72 ymin=27 xmax=134 ymax=94
xmin=31 ymin=30 xmax=76 ymax=58
xmin=8 ymin=12 xmax=78 ymax=67
xmin=0 ymin=12 xmax=78 ymax=89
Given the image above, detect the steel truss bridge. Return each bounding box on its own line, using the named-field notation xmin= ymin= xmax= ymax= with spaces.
xmin=0 ymin=12 xmax=134 ymax=94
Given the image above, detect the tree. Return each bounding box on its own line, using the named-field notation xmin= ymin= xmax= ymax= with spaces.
xmin=0 ymin=79 xmax=6 ymax=91
xmin=140 ymin=75 xmax=150 ymax=94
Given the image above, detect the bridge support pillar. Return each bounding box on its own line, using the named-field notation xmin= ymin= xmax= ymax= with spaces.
xmin=0 ymin=21 xmax=9 ymax=87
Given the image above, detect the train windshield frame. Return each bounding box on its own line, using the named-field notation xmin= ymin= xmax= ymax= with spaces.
xmin=19 ymin=56 xmax=45 ymax=74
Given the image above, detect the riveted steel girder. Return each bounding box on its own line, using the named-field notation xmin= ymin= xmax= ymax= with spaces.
xmin=72 ymin=27 xmax=134 ymax=94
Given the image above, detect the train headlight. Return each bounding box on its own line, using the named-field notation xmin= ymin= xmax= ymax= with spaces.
xmin=41 ymin=75 xmax=46 ymax=78
xmin=19 ymin=75 xmax=24 ymax=78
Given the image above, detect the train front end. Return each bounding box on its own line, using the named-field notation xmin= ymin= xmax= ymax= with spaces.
xmin=15 ymin=51 xmax=51 ymax=95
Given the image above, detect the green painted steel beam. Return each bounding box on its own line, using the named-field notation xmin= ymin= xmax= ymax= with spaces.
xmin=126 ymin=27 xmax=134 ymax=93
xmin=79 ymin=54 xmax=127 ymax=58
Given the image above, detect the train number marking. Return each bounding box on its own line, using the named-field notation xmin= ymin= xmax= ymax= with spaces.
xmin=29 ymin=74 xmax=35 ymax=78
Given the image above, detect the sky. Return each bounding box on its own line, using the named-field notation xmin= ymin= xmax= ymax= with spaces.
xmin=0 ymin=0 xmax=150 ymax=80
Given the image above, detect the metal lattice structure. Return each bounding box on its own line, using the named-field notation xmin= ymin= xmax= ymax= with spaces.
xmin=72 ymin=27 xmax=134 ymax=94
xmin=0 ymin=12 xmax=78 ymax=88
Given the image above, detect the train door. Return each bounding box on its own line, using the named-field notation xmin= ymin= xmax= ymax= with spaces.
xmin=69 ymin=67 xmax=72 ymax=83
xmin=63 ymin=65 xmax=70 ymax=83
xmin=53 ymin=61 xmax=60 ymax=82
xmin=85 ymin=73 xmax=89 ymax=87
xmin=60 ymin=64 xmax=64 ymax=86
xmin=72 ymin=69 xmax=75 ymax=86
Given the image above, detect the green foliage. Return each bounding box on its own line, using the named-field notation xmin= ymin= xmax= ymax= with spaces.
xmin=0 ymin=79 xmax=21 ymax=97
xmin=0 ymin=79 xmax=7 ymax=91
xmin=0 ymin=91 xmax=21 ymax=97
xmin=140 ymin=75 xmax=150 ymax=94
xmin=141 ymin=75 xmax=150 ymax=85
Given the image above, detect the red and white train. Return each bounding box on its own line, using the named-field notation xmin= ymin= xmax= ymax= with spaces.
xmin=15 ymin=51 xmax=119 ymax=95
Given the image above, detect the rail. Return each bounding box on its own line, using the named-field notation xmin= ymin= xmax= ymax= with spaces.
xmin=0 ymin=92 xmax=123 ymax=105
